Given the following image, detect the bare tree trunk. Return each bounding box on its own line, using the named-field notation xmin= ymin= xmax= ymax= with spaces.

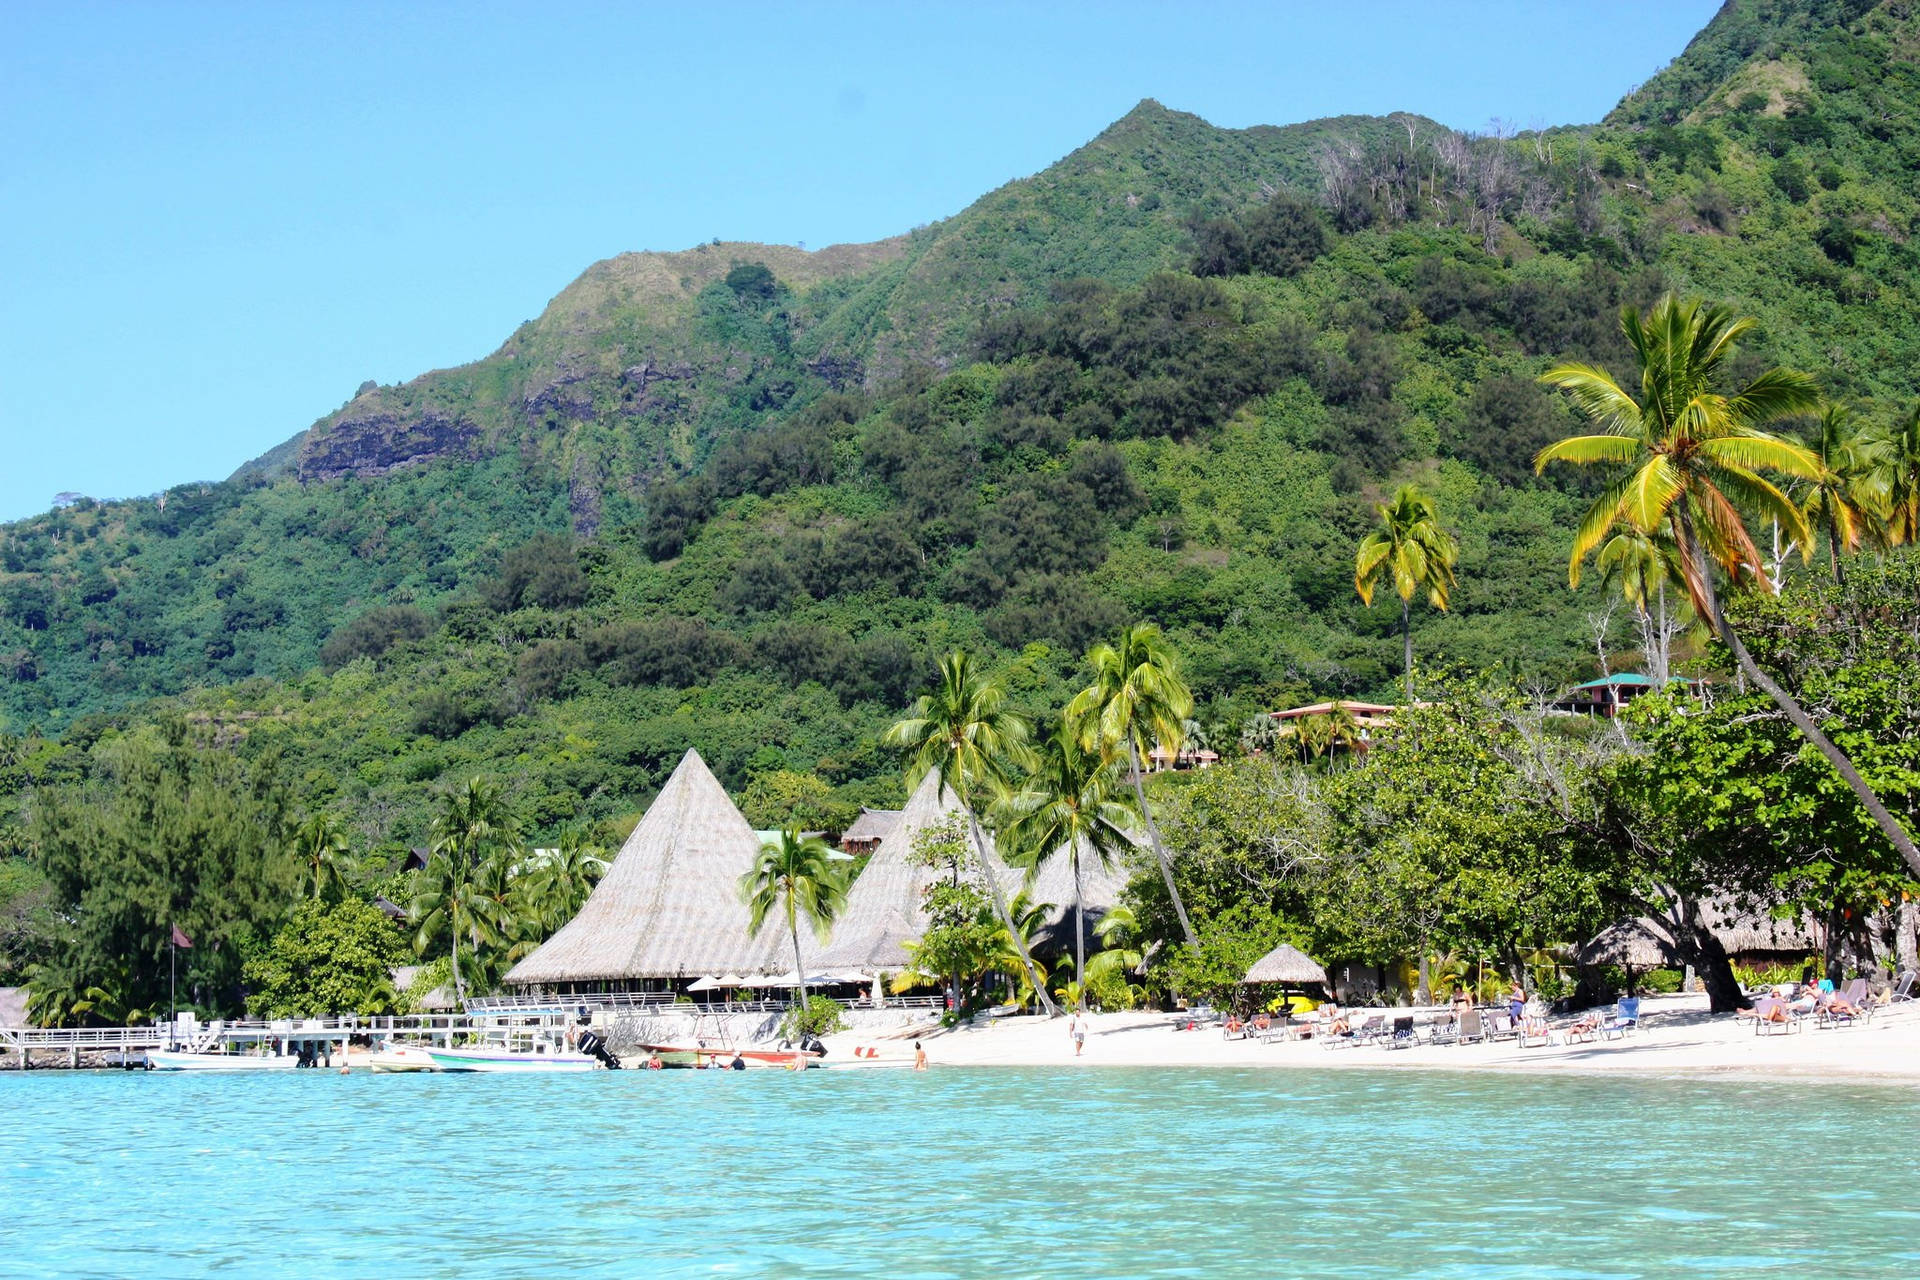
xmin=1676 ymin=504 xmax=1920 ymax=878
xmin=1128 ymin=739 xmax=1199 ymax=950
xmin=965 ymin=809 xmax=1057 ymax=1016
xmin=1898 ymin=896 xmax=1918 ymax=976
xmin=1416 ymin=948 xmax=1431 ymax=1006
xmin=1401 ymin=596 xmax=1414 ymax=706
xmin=1657 ymin=892 xmax=1747 ymax=1013
xmin=1073 ymin=839 xmax=1087 ymax=1012
xmin=1823 ymin=907 xmax=1844 ymax=982
xmin=789 ymin=899 xmax=808 ymax=1027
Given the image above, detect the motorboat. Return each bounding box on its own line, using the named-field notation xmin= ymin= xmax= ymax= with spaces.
xmin=146 ymin=1049 xmax=301 ymax=1072
xmin=366 ymin=1045 xmax=440 ymax=1073
xmin=633 ymin=1043 xmax=822 ymax=1069
xmin=423 ymin=1043 xmax=600 ymax=1073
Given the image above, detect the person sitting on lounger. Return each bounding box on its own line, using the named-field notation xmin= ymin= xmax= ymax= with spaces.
xmin=1566 ymin=1009 xmax=1601 ymax=1036
xmin=1323 ymin=1002 xmax=1351 ymax=1037
xmin=1224 ymin=1015 xmax=1244 ymax=1037
xmin=1827 ymin=987 xmax=1864 ymax=1018
xmin=1787 ymin=984 xmax=1821 ymax=1017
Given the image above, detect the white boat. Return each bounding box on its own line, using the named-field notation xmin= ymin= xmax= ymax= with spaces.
xmin=146 ymin=1050 xmax=301 ymax=1072
xmin=424 ymin=1045 xmax=599 ymax=1073
xmin=367 ymin=1046 xmax=440 ymax=1073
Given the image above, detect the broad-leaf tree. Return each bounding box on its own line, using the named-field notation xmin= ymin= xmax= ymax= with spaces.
xmin=1353 ymin=484 xmax=1458 ymax=704
xmin=1537 ymin=294 xmax=1920 ymax=877
xmin=886 ymin=650 xmax=1057 ymax=1014
xmin=1068 ymin=624 xmax=1200 ymax=951
xmin=741 ymin=828 xmax=850 ymax=1013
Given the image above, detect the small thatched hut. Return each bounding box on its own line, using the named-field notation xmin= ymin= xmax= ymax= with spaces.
xmin=505 ymin=749 xmax=783 ymax=991
xmin=839 ymin=808 xmax=900 ymax=856
xmin=815 ymin=769 xmax=1014 ymax=972
xmin=1243 ymin=943 xmax=1330 ymax=987
xmin=1577 ymin=898 xmax=1819 ymax=972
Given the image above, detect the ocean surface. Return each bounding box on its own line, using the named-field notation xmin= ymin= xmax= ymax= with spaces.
xmin=5 ymin=1065 xmax=1917 ymax=1278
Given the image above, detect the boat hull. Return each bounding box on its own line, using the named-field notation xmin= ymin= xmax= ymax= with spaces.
xmin=637 ymin=1044 xmax=822 ymax=1069
xmin=425 ymin=1047 xmax=599 ymax=1073
xmin=146 ymin=1051 xmax=301 ymax=1072
xmin=367 ymin=1047 xmax=440 ymax=1073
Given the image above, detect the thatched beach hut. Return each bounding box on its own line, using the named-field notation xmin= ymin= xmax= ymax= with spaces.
xmin=1243 ymin=943 xmax=1330 ymax=987
xmin=505 ymin=749 xmax=783 ymax=991
xmin=815 ymin=769 xmax=1014 ymax=972
xmin=1577 ymin=898 xmax=1818 ymax=972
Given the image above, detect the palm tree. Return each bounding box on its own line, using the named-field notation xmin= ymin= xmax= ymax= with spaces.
xmin=1537 ymin=293 xmax=1920 ymax=876
xmin=1066 ymin=624 xmax=1200 ymax=951
xmin=521 ymin=830 xmax=608 ymax=933
xmin=1595 ymin=526 xmax=1685 ymax=684
xmin=423 ymin=776 xmax=511 ymax=1006
xmin=1870 ymin=403 xmax=1920 ymax=546
xmin=1353 ymin=484 xmax=1459 ymax=704
xmin=1000 ymin=716 xmax=1138 ymax=1011
xmin=885 ymin=651 xmax=1058 ymax=1015
xmin=988 ymin=889 xmax=1054 ymax=1009
xmin=291 ymin=813 xmax=354 ymax=902
xmin=741 ymin=829 xmax=851 ymax=1013
xmin=1800 ymin=404 xmax=1881 ymax=583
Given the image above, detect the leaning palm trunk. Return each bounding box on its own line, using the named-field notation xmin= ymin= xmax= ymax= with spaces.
xmin=1127 ymin=739 xmax=1199 ymax=949
xmin=1677 ymin=504 xmax=1920 ymax=878
xmin=966 ymin=810 xmax=1057 ymax=1016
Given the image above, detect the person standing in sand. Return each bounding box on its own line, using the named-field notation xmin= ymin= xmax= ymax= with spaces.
xmin=1069 ymin=1009 xmax=1088 ymax=1056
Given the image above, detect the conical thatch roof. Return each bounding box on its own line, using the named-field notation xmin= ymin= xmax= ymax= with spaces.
xmin=1576 ymin=896 xmax=1819 ymax=969
xmin=1025 ymin=834 xmax=1140 ymax=928
xmin=815 ymin=769 xmax=1012 ymax=970
xmin=505 ymin=749 xmax=783 ymax=985
xmin=1243 ymin=943 xmax=1329 ymax=986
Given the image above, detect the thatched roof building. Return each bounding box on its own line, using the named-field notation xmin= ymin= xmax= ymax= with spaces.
xmin=505 ymin=749 xmax=783 ymax=987
xmin=840 ymin=808 xmax=900 ymax=855
xmin=815 ymin=769 xmax=1014 ymax=971
xmin=1243 ymin=943 xmax=1330 ymax=986
xmin=0 ymin=986 xmax=27 ymax=1027
xmin=1577 ymin=898 xmax=1819 ymax=969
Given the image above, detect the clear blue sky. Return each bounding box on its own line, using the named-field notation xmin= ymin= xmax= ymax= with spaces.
xmin=1 ymin=1 xmax=1718 ymax=523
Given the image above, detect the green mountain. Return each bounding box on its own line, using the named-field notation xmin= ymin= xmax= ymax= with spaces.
xmin=4 ymin=0 xmax=1919 ymax=860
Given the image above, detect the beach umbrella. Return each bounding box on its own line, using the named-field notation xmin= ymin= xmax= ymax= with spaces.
xmin=1242 ymin=943 xmax=1329 ymax=987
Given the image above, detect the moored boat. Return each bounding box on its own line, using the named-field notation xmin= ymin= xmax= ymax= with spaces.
xmin=367 ymin=1045 xmax=440 ymax=1073
xmin=634 ymin=1043 xmax=822 ymax=1069
xmin=424 ymin=1045 xmax=599 ymax=1073
xmin=146 ymin=1050 xmax=301 ymax=1072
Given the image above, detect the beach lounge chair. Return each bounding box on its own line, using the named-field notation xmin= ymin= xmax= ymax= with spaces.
xmin=1353 ymin=1014 xmax=1387 ymax=1045
xmin=1561 ymin=1011 xmax=1600 ymax=1045
xmin=1887 ymin=971 xmax=1917 ymax=1003
xmin=1748 ymin=995 xmax=1799 ymax=1036
xmin=1818 ymin=979 xmax=1870 ymax=1028
xmin=1484 ymin=1010 xmax=1519 ymax=1043
xmin=1598 ymin=996 xmax=1640 ymax=1040
xmin=1455 ymin=1007 xmax=1485 ymax=1045
xmin=1518 ymin=1013 xmax=1553 ymax=1048
xmin=1383 ymin=1015 xmax=1416 ymax=1049
xmin=1427 ymin=1015 xmax=1459 ymax=1047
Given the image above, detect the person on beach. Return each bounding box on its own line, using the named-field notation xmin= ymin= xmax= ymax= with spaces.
xmin=912 ymin=1039 xmax=928 ymax=1071
xmin=1323 ymin=1001 xmax=1350 ymax=1038
xmin=1069 ymin=1010 xmax=1088 ymax=1056
xmin=1507 ymin=983 xmax=1526 ymax=1025
xmin=1451 ymin=986 xmax=1474 ymax=1026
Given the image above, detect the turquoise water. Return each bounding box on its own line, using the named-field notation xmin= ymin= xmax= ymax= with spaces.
xmin=5 ymin=1067 xmax=1919 ymax=1278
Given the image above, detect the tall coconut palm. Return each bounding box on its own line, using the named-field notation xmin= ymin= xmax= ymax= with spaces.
xmin=1353 ymin=484 xmax=1459 ymax=704
xmin=291 ymin=812 xmax=354 ymax=903
xmin=423 ymin=776 xmax=511 ymax=1006
xmin=1595 ymin=526 xmax=1685 ymax=684
xmin=1000 ymin=716 xmax=1138 ymax=1012
xmin=741 ymin=829 xmax=851 ymax=1014
xmin=885 ymin=651 xmax=1057 ymax=1015
xmin=1800 ymin=404 xmax=1881 ymax=583
xmin=1066 ymin=624 xmax=1200 ymax=951
xmin=1871 ymin=403 xmax=1920 ymax=546
xmin=1537 ymin=293 xmax=1920 ymax=876
xmin=522 ymin=830 xmax=608 ymax=933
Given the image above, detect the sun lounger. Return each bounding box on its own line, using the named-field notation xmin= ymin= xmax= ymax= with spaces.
xmin=1427 ymin=1016 xmax=1459 ymax=1047
xmin=1383 ymin=1015 xmax=1416 ymax=1049
xmin=1598 ymin=996 xmax=1640 ymax=1040
xmin=1484 ymin=1010 xmax=1519 ymax=1043
xmin=1887 ymin=971 xmax=1916 ymax=1003
xmin=1748 ymin=995 xmax=1801 ymax=1036
xmin=1456 ymin=1007 xmax=1485 ymax=1045
xmin=1353 ymin=1014 xmax=1387 ymax=1045
xmin=1818 ymin=979 xmax=1871 ymax=1028
xmin=1561 ymin=1013 xmax=1599 ymax=1045
xmin=1518 ymin=1015 xmax=1553 ymax=1048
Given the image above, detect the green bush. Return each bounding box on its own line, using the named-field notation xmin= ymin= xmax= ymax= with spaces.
xmin=780 ymin=994 xmax=846 ymax=1039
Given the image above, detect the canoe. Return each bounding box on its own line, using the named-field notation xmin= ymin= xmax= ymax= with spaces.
xmin=424 ymin=1046 xmax=599 ymax=1073
xmin=635 ymin=1044 xmax=823 ymax=1069
xmin=146 ymin=1050 xmax=301 ymax=1072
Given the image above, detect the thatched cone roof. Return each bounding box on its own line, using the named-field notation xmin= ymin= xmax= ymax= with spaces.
xmin=1242 ymin=943 xmax=1329 ymax=986
xmin=505 ymin=749 xmax=783 ymax=985
xmin=1026 ymin=837 xmax=1135 ymax=921
xmin=815 ymin=769 xmax=1012 ymax=971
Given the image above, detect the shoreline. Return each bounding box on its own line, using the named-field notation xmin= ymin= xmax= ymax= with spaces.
xmin=823 ymin=993 xmax=1920 ymax=1085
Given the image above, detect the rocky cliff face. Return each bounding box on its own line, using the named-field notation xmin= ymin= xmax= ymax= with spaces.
xmin=295 ymin=400 xmax=481 ymax=482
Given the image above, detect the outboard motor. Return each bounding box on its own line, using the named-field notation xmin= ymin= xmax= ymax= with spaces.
xmin=577 ymin=1028 xmax=621 ymax=1070
xmin=799 ymin=1032 xmax=827 ymax=1059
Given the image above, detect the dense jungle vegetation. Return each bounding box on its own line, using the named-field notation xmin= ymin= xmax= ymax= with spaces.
xmin=4 ymin=0 xmax=1920 ymax=1021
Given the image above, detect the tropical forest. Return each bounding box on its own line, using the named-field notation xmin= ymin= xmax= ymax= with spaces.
xmin=4 ymin=0 xmax=1920 ymax=1025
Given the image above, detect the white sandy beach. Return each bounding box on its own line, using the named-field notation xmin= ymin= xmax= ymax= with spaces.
xmin=825 ymin=994 xmax=1920 ymax=1082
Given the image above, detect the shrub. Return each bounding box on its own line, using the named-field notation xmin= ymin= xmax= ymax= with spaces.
xmin=319 ymin=606 xmax=433 ymax=671
xmin=779 ymin=993 xmax=846 ymax=1040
